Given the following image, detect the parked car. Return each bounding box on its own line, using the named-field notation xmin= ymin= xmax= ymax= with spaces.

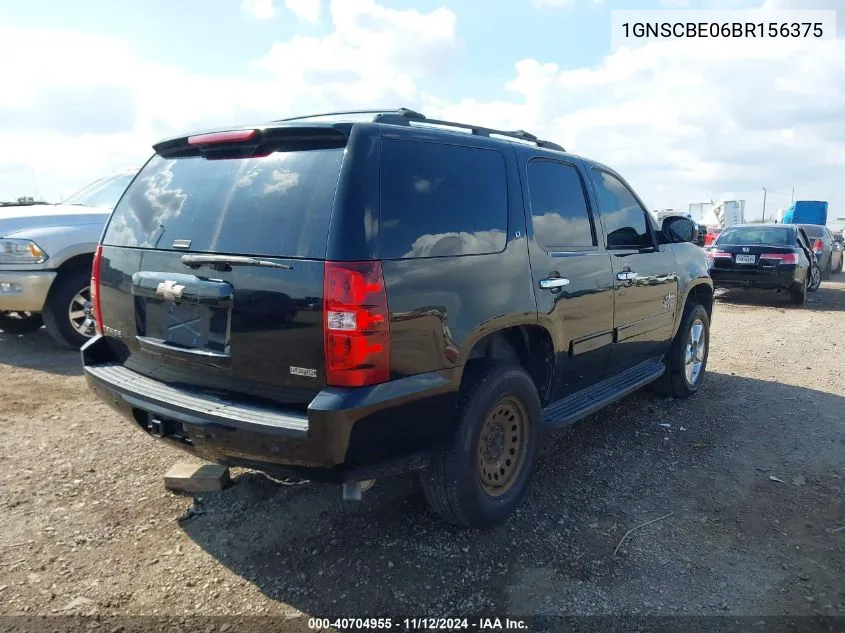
xmin=694 ymin=222 xmax=707 ymax=247
xmin=706 ymin=223 xmax=817 ymax=304
xmin=0 ymin=169 xmax=137 ymax=347
xmin=703 ymin=226 xmax=722 ymax=246
xmin=81 ymin=108 xmax=713 ymax=527
xmin=833 ymin=231 xmax=845 ymax=271
xmin=797 ymin=224 xmax=842 ymax=278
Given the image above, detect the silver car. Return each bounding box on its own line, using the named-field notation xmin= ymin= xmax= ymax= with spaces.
xmin=0 ymin=169 xmax=137 ymax=347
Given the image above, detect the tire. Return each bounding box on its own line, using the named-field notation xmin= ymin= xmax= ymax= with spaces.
xmin=420 ymin=361 xmax=541 ymax=528
xmin=822 ymin=258 xmax=832 ymax=280
xmin=791 ymin=272 xmax=808 ymax=305
xmin=42 ymin=270 xmax=96 ymax=349
xmin=807 ymin=264 xmax=821 ymax=293
xmin=653 ymin=302 xmax=710 ymax=399
xmin=0 ymin=311 xmax=43 ymax=334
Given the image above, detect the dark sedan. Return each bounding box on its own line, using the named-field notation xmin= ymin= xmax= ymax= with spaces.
xmin=706 ymin=224 xmax=815 ymax=305
xmin=799 ymin=224 xmax=843 ymax=278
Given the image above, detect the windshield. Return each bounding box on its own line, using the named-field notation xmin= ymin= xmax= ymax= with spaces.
xmin=64 ymin=171 xmax=136 ymax=209
xmin=716 ymin=226 xmax=793 ymax=246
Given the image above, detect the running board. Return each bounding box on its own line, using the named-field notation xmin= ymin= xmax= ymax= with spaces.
xmin=542 ymin=359 xmax=666 ymax=429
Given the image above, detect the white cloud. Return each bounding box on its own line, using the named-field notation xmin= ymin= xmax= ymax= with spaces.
xmin=252 ymin=0 xmax=457 ymax=108
xmin=241 ymin=0 xmax=277 ymax=20
xmin=0 ymin=0 xmax=842 ymax=228
xmin=425 ymin=33 xmax=844 ymax=220
xmin=0 ymin=0 xmax=456 ymax=201
xmin=285 ymin=0 xmax=321 ymax=23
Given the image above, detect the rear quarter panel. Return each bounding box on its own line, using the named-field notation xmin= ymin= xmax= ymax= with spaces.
xmin=377 ymin=135 xmax=537 ymax=379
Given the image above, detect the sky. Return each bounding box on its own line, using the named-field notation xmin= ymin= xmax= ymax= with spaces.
xmin=0 ymin=0 xmax=842 ymax=226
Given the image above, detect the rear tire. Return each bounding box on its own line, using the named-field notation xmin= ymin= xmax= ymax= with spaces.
xmin=420 ymin=361 xmax=541 ymax=528
xmin=0 ymin=311 xmax=43 ymax=334
xmin=806 ymin=264 xmax=821 ymax=293
xmin=791 ymin=273 xmax=808 ymax=304
xmin=653 ymin=303 xmax=710 ymax=399
xmin=822 ymin=259 xmax=832 ymax=280
xmin=42 ymin=270 xmax=96 ymax=349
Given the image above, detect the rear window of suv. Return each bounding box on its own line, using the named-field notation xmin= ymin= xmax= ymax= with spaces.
xmin=379 ymin=139 xmax=508 ymax=259
xmin=103 ymin=149 xmax=344 ymax=259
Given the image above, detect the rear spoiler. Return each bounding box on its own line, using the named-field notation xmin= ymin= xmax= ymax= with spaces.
xmin=154 ymin=125 xmax=349 ymax=159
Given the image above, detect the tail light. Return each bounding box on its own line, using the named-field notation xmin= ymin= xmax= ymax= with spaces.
xmin=323 ymin=261 xmax=390 ymax=387
xmin=91 ymin=245 xmax=104 ymax=336
xmin=812 ymin=239 xmax=823 ymax=253
xmin=760 ymin=253 xmax=798 ymax=264
xmin=705 ymin=250 xmax=732 ymax=261
xmin=188 ymin=129 xmax=258 ymax=145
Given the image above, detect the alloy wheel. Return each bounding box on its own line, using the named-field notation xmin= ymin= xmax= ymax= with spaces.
xmin=684 ymin=319 xmax=707 ymax=386
xmin=67 ymin=286 xmax=96 ymax=338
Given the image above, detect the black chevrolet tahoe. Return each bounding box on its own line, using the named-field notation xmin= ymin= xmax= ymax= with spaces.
xmin=82 ymin=108 xmax=714 ymax=527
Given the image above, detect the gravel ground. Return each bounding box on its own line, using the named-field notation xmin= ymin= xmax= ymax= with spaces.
xmin=1 ymin=277 xmax=843 ymax=623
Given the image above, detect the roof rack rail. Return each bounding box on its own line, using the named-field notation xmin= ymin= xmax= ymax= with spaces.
xmin=274 ymin=108 xmax=426 ymax=123
xmin=272 ymin=107 xmax=566 ymax=151
xmin=373 ymin=108 xmax=566 ymax=152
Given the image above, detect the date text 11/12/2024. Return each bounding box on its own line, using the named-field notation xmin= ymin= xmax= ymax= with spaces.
xmin=308 ymin=617 xmax=529 ymax=631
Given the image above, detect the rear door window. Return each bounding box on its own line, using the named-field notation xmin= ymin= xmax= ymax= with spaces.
xmin=526 ymin=159 xmax=596 ymax=249
xmin=103 ymin=149 xmax=345 ymax=259
xmin=379 ymin=139 xmax=508 ymax=259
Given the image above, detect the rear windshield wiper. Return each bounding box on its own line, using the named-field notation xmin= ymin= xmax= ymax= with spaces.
xmin=181 ymin=254 xmax=292 ymax=271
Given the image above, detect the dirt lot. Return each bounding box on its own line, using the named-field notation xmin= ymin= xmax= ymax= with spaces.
xmin=1 ymin=279 xmax=844 ymax=622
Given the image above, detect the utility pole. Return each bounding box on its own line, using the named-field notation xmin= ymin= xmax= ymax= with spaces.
xmin=762 ymin=187 xmax=768 ymax=222
xmin=791 ymin=186 xmax=795 ymax=203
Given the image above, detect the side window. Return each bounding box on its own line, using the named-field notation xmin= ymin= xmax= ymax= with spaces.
xmin=380 ymin=139 xmax=508 ymax=259
xmin=591 ymin=170 xmax=653 ymax=249
xmin=526 ymin=159 xmax=595 ymax=249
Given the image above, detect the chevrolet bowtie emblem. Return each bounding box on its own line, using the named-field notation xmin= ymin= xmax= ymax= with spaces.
xmin=156 ymin=280 xmax=186 ymax=301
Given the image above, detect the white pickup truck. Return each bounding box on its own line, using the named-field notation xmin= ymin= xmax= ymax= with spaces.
xmin=0 ymin=169 xmax=136 ymax=348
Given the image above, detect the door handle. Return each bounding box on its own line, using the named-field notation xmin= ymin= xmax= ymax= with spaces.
xmin=616 ymin=271 xmax=639 ymax=281
xmin=539 ymin=277 xmax=570 ymax=289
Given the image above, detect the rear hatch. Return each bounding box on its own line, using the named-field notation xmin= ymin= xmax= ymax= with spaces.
xmin=97 ymin=126 xmax=347 ymax=407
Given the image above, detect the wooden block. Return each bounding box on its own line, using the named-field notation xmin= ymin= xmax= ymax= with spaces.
xmin=164 ymin=462 xmax=230 ymax=494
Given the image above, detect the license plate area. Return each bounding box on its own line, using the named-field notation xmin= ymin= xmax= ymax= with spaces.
xmin=131 ymin=272 xmax=233 ymax=359
xmin=735 ymin=254 xmax=756 ymax=264
xmin=166 ymin=301 xmax=212 ymax=347
xmin=140 ymin=299 xmax=231 ymax=355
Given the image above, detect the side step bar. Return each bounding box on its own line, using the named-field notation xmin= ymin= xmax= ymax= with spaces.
xmin=542 ymin=359 xmax=666 ymax=428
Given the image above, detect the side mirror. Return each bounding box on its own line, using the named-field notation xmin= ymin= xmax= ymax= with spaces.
xmin=662 ymin=216 xmax=696 ymax=243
